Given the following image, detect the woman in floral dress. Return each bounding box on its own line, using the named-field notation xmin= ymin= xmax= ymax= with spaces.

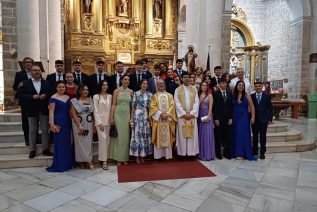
xmin=129 ymin=79 xmax=153 ymax=164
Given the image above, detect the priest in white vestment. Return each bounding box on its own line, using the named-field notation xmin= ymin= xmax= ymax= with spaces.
xmin=174 ymin=72 xmax=200 ymax=156
xmin=149 ymin=79 xmax=177 ymax=159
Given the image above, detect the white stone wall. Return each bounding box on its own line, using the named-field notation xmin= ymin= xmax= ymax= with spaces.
xmin=233 ymin=0 xmax=266 ymax=43
xmin=264 ymin=0 xmax=290 ymax=81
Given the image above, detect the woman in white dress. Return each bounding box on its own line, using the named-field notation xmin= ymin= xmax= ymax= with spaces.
xmin=93 ymin=80 xmax=112 ymax=170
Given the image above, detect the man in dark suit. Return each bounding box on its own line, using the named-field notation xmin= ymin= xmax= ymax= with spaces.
xmin=173 ymin=59 xmax=187 ymax=82
xmin=73 ymin=61 xmax=89 ymax=85
xmin=108 ymin=61 xmax=125 ymax=95
xmin=89 ymin=60 xmax=109 ymax=96
xmin=251 ymin=81 xmax=273 ymax=159
xmin=213 ymin=77 xmax=233 ymax=159
xmin=148 ymin=64 xmax=161 ymax=94
xmin=142 ymin=58 xmax=152 ymax=80
xmin=12 ymin=57 xmax=34 ymax=146
xmin=210 ymin=66 xmax=222 ymax=92
xmin=16 ymin=65 xmax=52 ymax=159
xmin=129 ymin=60 xmax=144 ymax=92
xmin=46 ymin=60 xmax=65 ymax=92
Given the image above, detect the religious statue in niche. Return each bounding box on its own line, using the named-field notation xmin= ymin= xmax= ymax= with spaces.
xmin=153 ymin=0 xmax=162 ymax=19
xmin=83 ymin=0 xmax=93 ymax=14
xmin=117 ymin=0 xmax=129 ymax=17
xmin=184 ymin=45 xmax=198 ymax=73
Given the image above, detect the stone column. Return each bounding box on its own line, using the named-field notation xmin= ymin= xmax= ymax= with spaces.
xmin=16 ymin=0 xmax=40 ymax=61
xmin=145 ymin=0 xmax=153 ymax=36
xmin=165 ymin=0 xmax=173 ymax=38
xmin=94 ymin=0 xmax=103 ymax=33
xmin=185 ymin=0 xmax=199 ymax=52
xmin=48 ymin=0 xmax=62 ymax=73
xmin=204 ymin=0 xmax=223 ymax=70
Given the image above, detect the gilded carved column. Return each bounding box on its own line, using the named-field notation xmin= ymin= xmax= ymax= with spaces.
xmin=146 ymin=0 xmax=153 ymax=36
xmin=133 ymin=0 xmax=141 ymax=21
xmin=108 ymin=0 xmax=116 ymax=18
xmin=73 ymin=0 xmax=81 ymax=32
xmin=165 ymin=0 xmax=173 ymax=38
xmin=94 ymin=0 xmax=103 ymax=33
xmin=250 ymin=51 xmax=256 ymax=84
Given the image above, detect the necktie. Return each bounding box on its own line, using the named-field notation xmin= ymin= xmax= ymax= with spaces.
xmin=137 ymin=74 xmax=141 ymax=83
xmin=119 ymin=74 xmax=122 ymax=86
xmin=77 ymin=74 xmax=81 ymax=84
xmin=58 ymin=74 xmax=61 ymax=81
xmin=257 ymin=94 xmax=261 ymax=104
xmin=222 ymin=91 xmax=227 ymax=101
xmin=98 ymin=73 xmax=102 ymax=83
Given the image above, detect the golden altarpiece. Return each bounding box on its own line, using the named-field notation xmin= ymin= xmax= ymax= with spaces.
xmin=230 ymin=4 xmax=270 ymax=84
xmin=65 ymin=0 xmax=178 ymax=74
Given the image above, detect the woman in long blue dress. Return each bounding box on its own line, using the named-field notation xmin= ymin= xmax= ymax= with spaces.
xmin=46 ymin=81 xmax=74 ymax=172
xmin=232 ymin=80 xmax=256 ymax=160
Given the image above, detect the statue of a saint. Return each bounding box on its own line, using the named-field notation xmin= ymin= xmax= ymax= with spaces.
xmin=153 ymin=0 xmax=162 ymax=19
xmin=117 ymin=0 xmax=128 ymax=17
xmin=184 ymin=45 xmax=198 ymax=73
xmin=83 ymin=0 xmax=93 ymax=14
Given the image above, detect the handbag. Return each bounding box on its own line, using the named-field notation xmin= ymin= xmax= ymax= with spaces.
xmin=109 ymin=125 xmax=118 ymax=137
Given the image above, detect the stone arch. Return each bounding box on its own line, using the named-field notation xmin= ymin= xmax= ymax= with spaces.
xmin=178 ymin=4 xmax=186 ymax=31
xmin=224 ymin=0 xmax=312 ymax=20
xmin=231 ymin=18 xmax=255 ymax=46
xmin=287 ymin=0 xmax=312 ymax=21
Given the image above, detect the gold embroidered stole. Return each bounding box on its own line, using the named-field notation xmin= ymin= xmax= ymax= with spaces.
xmin=158 ymin=92 xmax=170 ymax=148
xmin=178 ymin=85 xmax=196 ymax=138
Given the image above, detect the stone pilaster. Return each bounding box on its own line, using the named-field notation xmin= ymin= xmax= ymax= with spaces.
xmin=1 ymin=0 xmax=18 ymax=107
xmin=287 ymin=18 xmax=312 ymax=99
xmin=221 ymin=12 xmax=232 ymax=72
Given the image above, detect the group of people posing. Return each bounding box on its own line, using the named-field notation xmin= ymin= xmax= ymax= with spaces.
xmin=13 ymin=57 xmax=273 ymax=172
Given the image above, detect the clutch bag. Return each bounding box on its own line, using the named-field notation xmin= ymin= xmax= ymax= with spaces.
xmin=109 ymin=125 xmax=118 ymax=137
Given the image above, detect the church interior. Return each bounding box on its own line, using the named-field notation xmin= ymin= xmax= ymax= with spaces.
xmin=0 ymin=0 xmax=317 ymax=211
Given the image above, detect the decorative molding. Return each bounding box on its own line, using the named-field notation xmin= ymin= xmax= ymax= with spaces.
xmin=71 ymin=35 xmax=103 ymax=47
xmin=232 ymin=4 xmax=247 ymax=23
xmin=82 ymin=13 xmax=94 ymax=31
xmin=146 ymin=39 xmax=172 ymax=51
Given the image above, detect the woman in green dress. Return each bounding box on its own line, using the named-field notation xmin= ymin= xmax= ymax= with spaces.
xmin=109 ymin=75 xmax=133 ymax=165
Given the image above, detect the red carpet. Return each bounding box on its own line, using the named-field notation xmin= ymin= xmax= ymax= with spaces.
xmin=117 ymin=160 xmax=216 ymax=183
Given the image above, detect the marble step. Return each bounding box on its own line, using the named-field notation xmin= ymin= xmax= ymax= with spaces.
xmin=0 ymin=131 xmax=25 ymax=143
xmin=0 ymin=154 xmax=53 ymax=169
xmin=0 ymin=142 xmax=98 ymax=155
xmin=265 ymin=128 xmax=303 ymax=142
xmin=267 ymin=122 xmax=288 ymax=133
xmin=266 ymin=137 xmax=317 ymax=153
xmin=0 ymin=122 xmax=22 ymax=132
xmin=0 ymin=112 xmax=21 ymax=122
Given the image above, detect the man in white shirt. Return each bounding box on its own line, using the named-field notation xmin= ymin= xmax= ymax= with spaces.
xmin=230 ymin=68 xmax=254 ymax=94
xmin=17 ymin=65 xmax=52 ymax=158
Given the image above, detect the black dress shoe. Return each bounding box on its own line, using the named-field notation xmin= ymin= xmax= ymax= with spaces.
xmin=29 ymin=151 xmax=36 ymax=159
xmin=216 ymin=155 xmax=223 ymax=160
xmin=260 ymin=154 xmax=265 ymax=159
xmin=42 ymin=149 xmax=53 ymax=156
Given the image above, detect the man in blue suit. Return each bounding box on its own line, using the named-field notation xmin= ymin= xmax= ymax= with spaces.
xmin=148 ymin=64 xmax=161 ymax=94
xmin=251 ymin=81 xmax=273 ymax=159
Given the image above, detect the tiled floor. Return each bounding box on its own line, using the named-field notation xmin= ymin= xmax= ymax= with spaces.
xmin=0 ymin=118 xmax=316 ymax=212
